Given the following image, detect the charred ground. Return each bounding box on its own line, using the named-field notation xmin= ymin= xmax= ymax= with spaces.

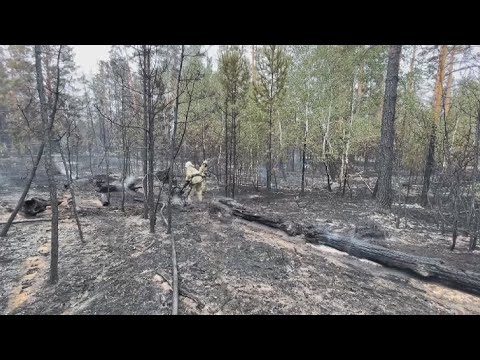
xmin=1 ymin=161 xmax=480 ymax=315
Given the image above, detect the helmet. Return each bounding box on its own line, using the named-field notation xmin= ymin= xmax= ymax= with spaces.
xmin=185 ymin=161 xmax=193 ymax=168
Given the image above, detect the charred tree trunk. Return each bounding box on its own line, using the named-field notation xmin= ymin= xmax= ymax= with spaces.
xmin=421 ymin=45 xmax=448 ymax=207
xmin=324 ymin=160 xmax=332 ymax=192
xmin=224 ymin=101 xmax=229 ymax=197
xmin=120 ymin=83 xmax=127 ymax=213
xmin=141 ymin=46 xmax=149 ymax=219
xmin=121 ymin=134 xmax=126 ymax=213
xmin=471 ymin=212 xmax=479 ymax=252
xmin=363 ymin=144 xmax=368 ymax=171
xmin=291 ymin=148 xmax=295 ymax=172
xmin=88 ymin=142 xmax=94 ymax=177
xmin=372 ymin=178 xmax=379 ymax=198
xmin=323 ymin=96 xmax=333 ymax=192
xmin=342 ymin=165 xmax=348 ymax=197
xmin=301 ymin=137 xmax=307 ymax=195
xmin=451 ymin=220 xmax=458 ymax=251
xmin=105 ymin=137 xmax=110 ymax=205
xmin=376 ymin=45 xmax=402 ymax=209
xmin=279 ymin=158 xmax=287 ymax=181
xmin=301 ymin=109 xmax=309 ymax=195
xmin=147 ymin=56 xmax=155 ymax=234
xmin=232 ymin=111 xmax=237 ymax=199
xmin=44 ymin=136 xmax=59 ymax=284
xmin=202 ymin=117 xmax=206 ymax=161
xmin=35 ymin=45 xmax=62 ymax=284
xmin=267 ymin=103 xmax=273 ymax=192
xmin=167 ymin=46 xmax=184 ymax=234
xmin=421 ymin=129 xmax=436 ymax=207
xmin=75 ymin=139 xmax=79 ymax=180
xmin=404 ymin=169 xmax=413 ymax=228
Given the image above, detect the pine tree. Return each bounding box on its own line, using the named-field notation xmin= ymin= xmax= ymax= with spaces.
xmin=253 ymin=45 xmax=288 ymax=192
xmin=219 ymin=46 xmax=250 ymax=198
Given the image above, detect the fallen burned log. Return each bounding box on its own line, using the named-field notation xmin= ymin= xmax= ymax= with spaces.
xmin=90 ymin=170 xmax=176 ymax=194
xmin=302 ymin=226 xmax=480 ymax=296
xmin=211 ymin=197 xmax=480 ymax=296
xmin=213 ymin=198 xmax=302 ymax=236
xmin=125 ymin=169 xmax=174 ymax=192
xmin=21 ymin=197 xmax=63 ymax=216
xmin=97 ymin=184 xmax=120 ymax=193
xmin=92 ymin=174 xmax=119 ymax=187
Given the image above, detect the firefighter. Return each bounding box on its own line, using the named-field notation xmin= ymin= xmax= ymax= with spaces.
xmin=183 ymin=161 xmax=205 ymax=202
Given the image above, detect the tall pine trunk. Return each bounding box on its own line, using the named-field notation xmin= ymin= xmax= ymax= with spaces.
xmin=224 ymin=102 xmax=229 ymax=197
xmin=376 ymin=45 xmax=402 ymax=209
xmin=267 ymin=103 xmax=273 ymax=192
xmin=167 ymin=46 xmax=184 ymax=234
xmin=35 ymin=45 xmax=62 ymax=284
xmin=421 ymin=45 xmax=448 ymax=207
xmin=301 ymin=114 xmax=308 ymax=195
xmin=232 ymin=111 xmax=237 ymax=199
xmin=147 ymin=52 xmax=155 ymax=234
xmin=141 ymin=46 xmax=149 ymax=219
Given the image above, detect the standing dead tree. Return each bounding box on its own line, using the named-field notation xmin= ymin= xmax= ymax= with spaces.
xmin=36 ymin=45 xmax=63 ymax=283
xmin=167 ymin=45 xmax=184 ymax=315
xmin=134 ymin=45 xmax=173 ymax=233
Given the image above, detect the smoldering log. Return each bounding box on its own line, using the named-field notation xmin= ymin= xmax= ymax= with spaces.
xmin=97 ymin=184 xmax=121 ymax=193
xmin=211 ymin=197 xmax=480 ymax=296
xmin=126 ymin=169 xmax=177 ymax=192
xmin=21 ymin=197 xmax=63 ymax=216
xmin=88 ymin=169 xmax=176 ymax=194
xmin=89 ymin=171 xmax=180 ymax=209
xmin=92 ymin=174 xmax=119 ymax=187
xmin=91 ymin=174 xmax=122 ymax=193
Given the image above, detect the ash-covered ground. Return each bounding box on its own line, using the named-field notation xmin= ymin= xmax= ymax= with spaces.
xmin=1 ymin=157 xmax=480 ymax=315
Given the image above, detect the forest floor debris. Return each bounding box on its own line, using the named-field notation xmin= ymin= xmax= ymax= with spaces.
xmin=1 ymin=182 xmax=480 ymax=314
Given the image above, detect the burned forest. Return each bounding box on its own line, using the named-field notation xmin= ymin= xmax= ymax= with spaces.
xmin=1 ymin=45 xmax=480 ymax=315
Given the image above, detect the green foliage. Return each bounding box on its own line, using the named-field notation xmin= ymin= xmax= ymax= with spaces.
xmin=253 ymin=45 xmax=288 ymax=110
xmin=2 ymin=44 xmax=479 ymax=189
xmin=219 ymin=46 xmax=250 ymax=109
